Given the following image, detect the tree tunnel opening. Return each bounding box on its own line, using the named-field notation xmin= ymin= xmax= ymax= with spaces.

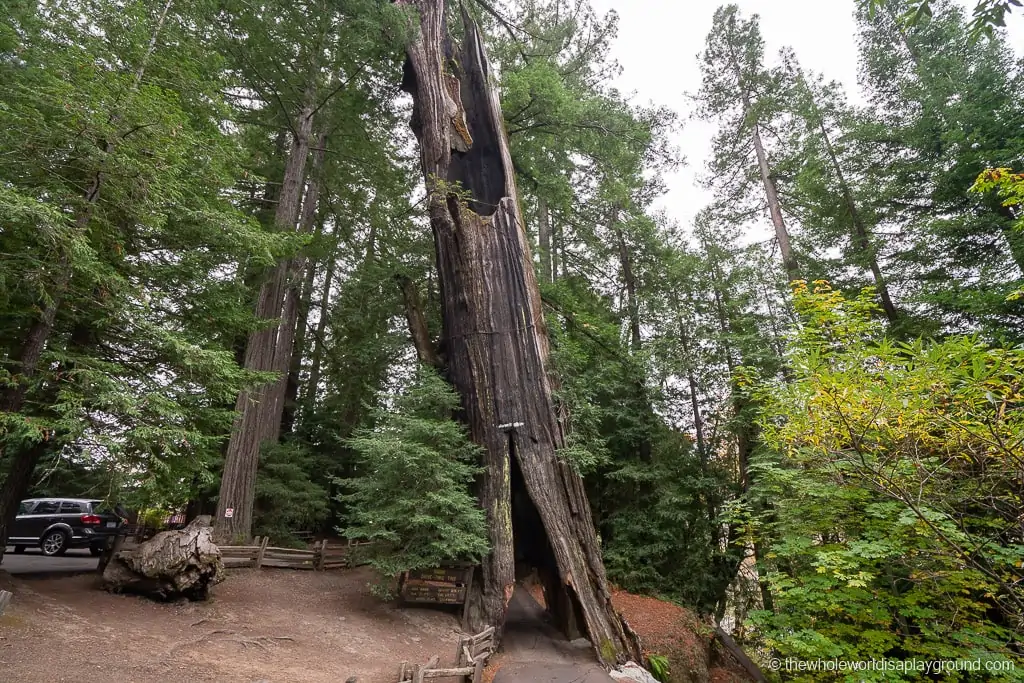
xmin=509 ymin=439 xmax=587 ymax=643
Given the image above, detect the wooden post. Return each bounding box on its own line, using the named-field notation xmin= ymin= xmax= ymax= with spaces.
xmin=461 ymin=565 xmax=475 ymax=630
xmin=413 ymin=655 xmax=437 ymax=683
xmin=0 ymin=590 xmax=12 ymax=616
xmin=715 ymin=626 xmax=767 ymax=683
xmin=316 ymin=539 xmax=327 ymax=571
xmin=254 ymin=535 xmax=269 ymax=569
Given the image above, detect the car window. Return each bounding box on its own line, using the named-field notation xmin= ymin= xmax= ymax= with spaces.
xmin=90 ymin=501 xmax=113 ymax=515
xmin=59 ymin=501 xmax=85 ymax=513
xmin=33 ymin=501 xmax=60 ymax=514
xmin=17 ymin=501 xmax=34 ymax=515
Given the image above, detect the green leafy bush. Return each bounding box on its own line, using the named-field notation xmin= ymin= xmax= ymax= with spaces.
xmin=747 ymin=282 xmax=1023 ymax=678
xmin=337 ymin=367 xmax=489 ymax=581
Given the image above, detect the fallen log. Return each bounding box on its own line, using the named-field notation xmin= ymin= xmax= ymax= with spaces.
xmin=102 ymin=515 xmax=224 ymax=601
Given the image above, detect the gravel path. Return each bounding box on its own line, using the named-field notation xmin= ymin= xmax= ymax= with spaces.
xmin=492 ymin=588 xmax=616 ymax=683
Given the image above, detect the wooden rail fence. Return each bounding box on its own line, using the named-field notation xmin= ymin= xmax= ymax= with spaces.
xmin=219 ymin=538 xmax=374 ymax=571
xmin=398 ymin=627 xmax=495 ymax=683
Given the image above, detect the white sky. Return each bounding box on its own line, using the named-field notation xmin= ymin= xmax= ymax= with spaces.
xmin=588 ymin=0 xmax=1024 ymax=232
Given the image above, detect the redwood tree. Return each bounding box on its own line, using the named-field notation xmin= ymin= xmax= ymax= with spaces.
xmin=396 ymin=0 xmax=640 ymax=663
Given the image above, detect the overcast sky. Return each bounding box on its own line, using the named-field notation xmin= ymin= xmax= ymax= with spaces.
xmin=587 ymin=0 xmax=1024 ymax=233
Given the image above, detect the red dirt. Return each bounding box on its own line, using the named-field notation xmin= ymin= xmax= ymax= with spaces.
xmin=610 ymin=588 xmax=752 ymax=682
xmin=611 ymin=588 xmax=709 ymax=659
xmin=0 ymin=567 xmax=462 ymax=682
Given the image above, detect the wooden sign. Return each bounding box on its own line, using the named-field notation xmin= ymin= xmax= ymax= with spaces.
xmin=407 ymin=566 xmax=472 ymax=584
xmin=402 ymin=582 xmax=466 ymax=604
xmin=399 ymin=564 xmax=475 ymax=607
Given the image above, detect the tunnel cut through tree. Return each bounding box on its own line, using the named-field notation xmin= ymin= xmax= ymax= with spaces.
xmin=395 ymin=0 xmax=641 ymax=664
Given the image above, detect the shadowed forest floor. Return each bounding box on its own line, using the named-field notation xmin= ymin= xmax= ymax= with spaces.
xmin=0 ymin=567 xmax=460 ymax=682
xmin=0 ymin=567 xmax=750 ymax=683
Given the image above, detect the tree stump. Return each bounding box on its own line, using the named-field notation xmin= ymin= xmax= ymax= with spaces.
xmin=102 ymin=515 xmax=224 ymax=600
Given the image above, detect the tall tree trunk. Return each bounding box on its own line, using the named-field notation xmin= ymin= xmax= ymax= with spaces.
xmin=398 ymin=1 xmax=640 ymax=663
xmin=723 ymin=26 xmax=798 ymax=282
xmin=814 ymin=115 xmax=898 ymax=321
xmin=552 ymin=214 xmax=561 ymax=281
xmin=398 ymin=274 xmax=442 ymax=368
xmin=214 ymin=91 xmax=316 ymax=544
xmin=538 ymin=196 xmax=553 ymax=284
xmin=750 ymin=121 xmax=798 ymax=282
xmin=280 ymin=132 xmax=327 ymax=436
xmin=304 ymin=249 xmax=337 ymax=406
xmin=281 ymin=230 xmax=319 ymax=436
xmin=676 ymin=315 xmax=707 ymax=469
xmin=613 ymin=222 xmax=641 ymax=353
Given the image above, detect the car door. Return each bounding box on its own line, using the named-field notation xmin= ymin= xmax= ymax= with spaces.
xmin=24 ymin=500 xmax=61 ymax=539
xmin=9 ymin=500 xmax=37 ymax=542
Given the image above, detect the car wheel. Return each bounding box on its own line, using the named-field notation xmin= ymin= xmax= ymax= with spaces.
xmin=40 ymin=530 xmax=68 ymax=556
xmin=12 ymin=545 xmax=25 ymax=554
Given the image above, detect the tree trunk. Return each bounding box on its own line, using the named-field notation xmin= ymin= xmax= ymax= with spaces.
xmin=613 ymin=222 xmax=641 ymax=353
xmin=281 ymin=133 xmax=327 ymax=436
xmin=538 ymin=196 xmax=553 ymax=284
xmin=723 ymin=27 xmax=798 ymax=283
xmin=398 ymin=0 xmax=640 ymax=664
xmin=677 ymin=316 xmax=707 ymax=469
xmin=398 ymin=274 xmax=443 ymax=368
xmin=552 ymin=214 xmax=562 ymax=281
xmin=304 ymin=247 xmax=336 ymax=406
xmin=750 ymin=121 xmax=798 ymax=282
xmin=815 ymin=118 xmax=898 ymax=321
xmin=214 ymin=91 xmax=316 ymax=544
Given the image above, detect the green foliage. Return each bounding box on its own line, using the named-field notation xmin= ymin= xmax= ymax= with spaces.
xmin=337 ymin=367 xmax=490 ymax=580
xmin=602 ymin=431 xmax=738 ymax=611
xmin=253 ymin=441 xmax=329 ymax=547
xmin=647 ymin=654 xmax=671 ymax=683
xmin=863 ymin=0 xmax=1018 ymax=39
xmin=748 ymin=282 xmax=1023 ymax=678
xmin=0 ymin=0 xmax=274 ymax=510
xmin=853 ymin=1 xmax=1024 ymax=338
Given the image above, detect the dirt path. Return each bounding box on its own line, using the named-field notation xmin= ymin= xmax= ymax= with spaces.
xmin=0 ymin=567 xmax=461 ymax=683
xmin=491 ymin=588 xmax=615 ymax=683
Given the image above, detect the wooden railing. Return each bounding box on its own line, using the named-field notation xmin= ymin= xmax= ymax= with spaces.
xmin=219 ymin=538 xmax=375 ymax=571
xmin=398 ymin=627 xmax=495 ymax=683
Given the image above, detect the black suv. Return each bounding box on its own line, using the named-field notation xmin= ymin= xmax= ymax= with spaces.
xmin=9 ymin=498 xmax=124 ymax=557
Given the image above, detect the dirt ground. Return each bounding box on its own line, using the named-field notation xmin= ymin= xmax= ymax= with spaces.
xmin=0 ymin=567 xmax=462 ymax=683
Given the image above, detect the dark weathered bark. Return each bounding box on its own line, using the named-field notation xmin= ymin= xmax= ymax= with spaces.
xmin=398 ymin=274 xmax=443 ymax=368
xmin=538 ymin=196 xmax=553 ymax=284
xmin=214 ymin=92 xmax=316 ymax=544
xmin=281 ymin=133 xmax=327 ymax=435
xmin=398 ymin=1 xmax=639 ymax=664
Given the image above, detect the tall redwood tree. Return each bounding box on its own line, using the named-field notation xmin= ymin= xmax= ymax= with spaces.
xmin=396 ymin=0 xmax=640 ymax=663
